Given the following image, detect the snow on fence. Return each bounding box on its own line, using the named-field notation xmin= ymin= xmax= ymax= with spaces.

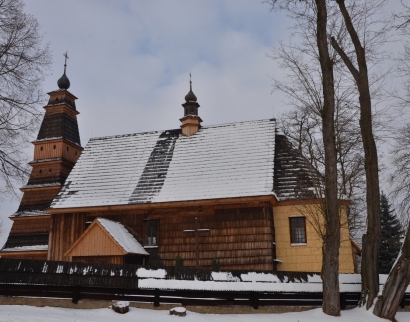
xmin=0 ymin=258 xmax=408 ymax=309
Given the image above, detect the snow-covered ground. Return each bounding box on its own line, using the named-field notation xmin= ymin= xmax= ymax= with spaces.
xmin=0 ymin=305 xmax=408 ymax=322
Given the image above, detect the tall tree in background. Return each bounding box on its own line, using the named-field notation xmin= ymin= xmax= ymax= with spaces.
xmin=268 ymin=0 xmax=391 ymax=314
xmin=267 ymin=0 xmax=341 ymax=315
xmin=329 ymin=0 xmax=386 ymax=309
xmin=0 ymin=0 xmax=51 ymax=196
xmin=378 ymin=192 xmax=403 ymax=274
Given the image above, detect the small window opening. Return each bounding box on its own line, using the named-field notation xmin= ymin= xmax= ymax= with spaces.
xmin=67 ymin=147 xmax=69 ymax=151
xmin=290 ymin=217 xmax=307 ymax=244
xmin=39 ymin=169 xmax=42 ymax=174
xmin=40 ymin=146 xmax=43 ymax=151
xmin=146 ymin=220 xmax=158 ymax=246
xmin=53 ymin=145 xmax=56 ymax=149
xmin=75 ymin=151 xmax=78 ymax=155
xmin=49 ymin=168 xmax=51 ymax=172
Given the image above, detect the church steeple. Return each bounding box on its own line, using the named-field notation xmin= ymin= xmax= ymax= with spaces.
xmin=17 ymin=54 xmax=83 ymax=212
xmin=180 ymin=74 xmax=202 ymax=136
xmin=0 ymin=54 xmax=84 ymax=261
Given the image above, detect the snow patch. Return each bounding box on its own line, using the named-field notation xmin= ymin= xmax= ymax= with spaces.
xmin=97 ymin=218 xmax=149 ymax=255
xmin=137 ymin=267 xmax=167 ymax=279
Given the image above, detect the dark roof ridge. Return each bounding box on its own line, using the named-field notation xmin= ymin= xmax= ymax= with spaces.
xmin=89 ymin=118 xmax=276 ymax=142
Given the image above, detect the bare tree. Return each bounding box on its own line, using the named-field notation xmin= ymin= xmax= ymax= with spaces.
xmin=267 ymin=0 xmax=395 ymax=314
xmin=0 ymin=0 xmax=51 ymax=196
xmin=315 ymin=0 xmax=389 ymax=309
xmin=267 ymin=0 xmax=341 ymax=315
xmin=272 ymin=39 xmax=367 ymax=241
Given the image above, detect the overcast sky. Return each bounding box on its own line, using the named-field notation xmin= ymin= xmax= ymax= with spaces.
xmin=0 ymin=0 xmax=295 ymax=245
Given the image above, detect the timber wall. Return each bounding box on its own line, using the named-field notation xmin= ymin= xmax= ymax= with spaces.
xmin=49 ymin=202 xmax=275 ymax=271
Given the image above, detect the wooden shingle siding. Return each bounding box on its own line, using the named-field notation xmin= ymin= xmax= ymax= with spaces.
xmin=37 ymin=109 xmax=81 ymax=145
xmin=18 ymin=187 xmax=61 ymax=212
xmin=273 ymin=134 xmax=317 ymax=200
xmin=49 ymin=202 xmax=275 ymax=271
xmin=8 ymin=218 xmax=50 ymax=234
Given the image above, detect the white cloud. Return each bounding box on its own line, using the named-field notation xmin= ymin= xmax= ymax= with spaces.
xmin=1 ymin=0 xmax=291 ymax=236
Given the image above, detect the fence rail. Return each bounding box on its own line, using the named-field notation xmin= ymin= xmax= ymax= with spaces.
xmin=0 ymin=258 xmax=408 ymax=309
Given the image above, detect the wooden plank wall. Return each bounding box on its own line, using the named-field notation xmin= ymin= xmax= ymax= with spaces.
xmin=72 ymin=256 xmax=123 ymax=265
xmin=66 ymin=224 xmax=125 ymax=257
xmin=50 ymin=201 xmax=275 ymax=271
xmin=48 ymin=213 xmax=87 ymax=261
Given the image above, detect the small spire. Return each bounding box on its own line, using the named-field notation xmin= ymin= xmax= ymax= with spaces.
xmin=57 ymin=52 xmax=70 ymax=90
xmin=185 ymin=72 xmax=197 ymax=102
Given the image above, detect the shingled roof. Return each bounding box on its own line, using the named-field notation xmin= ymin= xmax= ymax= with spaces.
xmin=50 ymin=119 xmax=317 ymax=209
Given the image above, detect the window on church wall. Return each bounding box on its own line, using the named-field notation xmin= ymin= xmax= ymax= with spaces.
xmin=146 ymin=220 xmax=158 ymax=246
xmin=289 ymin=217 xmax=307 ymax=244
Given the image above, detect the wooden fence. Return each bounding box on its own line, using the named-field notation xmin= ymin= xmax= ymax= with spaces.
xmin=0 ymin=258 xmax=408 ymax=309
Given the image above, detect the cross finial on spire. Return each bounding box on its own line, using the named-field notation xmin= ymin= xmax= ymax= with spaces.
xmin=63 ymin=51 xmax=69 ymax=74
xmin=189 ymin=72 xmax=192 ymax=91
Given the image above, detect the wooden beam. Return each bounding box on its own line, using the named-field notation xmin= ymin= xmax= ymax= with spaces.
xmin=47 ymin=195 xmax=278 ymax=214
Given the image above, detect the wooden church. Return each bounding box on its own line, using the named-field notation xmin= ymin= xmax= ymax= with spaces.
xmin=0 ymin=64 xmax=359 ymax=273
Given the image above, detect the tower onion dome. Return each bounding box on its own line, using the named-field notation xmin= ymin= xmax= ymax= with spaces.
xmin=182 ymin=73 xmax=200 ymax=117
xmin=57 ymin=72 xmax=70 ymax=90
xmin=57 ymin=52 xmax=70 ymax=90
xmin=185 ymin=88 xmax=197 ymax=102
xmin=185 ymin=73 xmax=197 ymax=102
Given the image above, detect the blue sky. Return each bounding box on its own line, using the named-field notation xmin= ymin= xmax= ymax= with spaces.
xmin=0 ymin=0 xmax=292 ymax=245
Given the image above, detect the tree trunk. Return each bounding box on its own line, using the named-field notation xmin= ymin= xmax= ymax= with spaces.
xmin=358 ymin=79 xmax=381 ymax=309
xmin=373 ymin=222 xmax=410 ymax=321
xmin=331 ymin=0 xmax=382 ymax=309
xmin=316 ymin=0 xmax=340 ymax=316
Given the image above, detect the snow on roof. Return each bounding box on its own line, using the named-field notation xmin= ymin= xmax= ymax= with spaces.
xmin=51 ymin=119 xmax=278 ymax=208
xmin=0 ymin=245 xmax=48 ymax=252
xmin=10 ymin=210 xmax=50 ymax=218
xmin=97 ymin=218 xmax=149 ymax=255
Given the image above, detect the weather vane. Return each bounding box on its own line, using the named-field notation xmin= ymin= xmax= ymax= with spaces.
xmin=189 ymin=72 xmax=192 ymax=90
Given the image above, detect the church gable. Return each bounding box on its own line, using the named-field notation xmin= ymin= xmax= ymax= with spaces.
xmin=65 ymin=218 xmax=148 ymax=257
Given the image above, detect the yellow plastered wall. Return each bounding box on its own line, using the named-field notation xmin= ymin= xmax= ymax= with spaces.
xmin=273 ymin=204 xmax=355 ymax=273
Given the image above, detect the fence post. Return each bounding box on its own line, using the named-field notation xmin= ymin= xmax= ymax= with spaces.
xmin=72 ymin=285 xmax=81 ymax=304
xmin=340 ymin=293 xmax=346 ymax=310
xmin=154 ymin=288 xmax=160 ymax=307
xmin=249 ymin=292 xmax=259 ymax=309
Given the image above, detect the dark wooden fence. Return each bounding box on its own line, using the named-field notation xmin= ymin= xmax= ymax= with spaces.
xmin=0 ymin=258 xmax=408 ymax=309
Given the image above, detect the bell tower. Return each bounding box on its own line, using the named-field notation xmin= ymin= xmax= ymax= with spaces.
xmin=180 ymin=73 xmax=202 ymax=136
xmin=18 ymin=52 xmax=83 ymax=213
xmin=0 ymin=54 xmax=83 ymax=259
